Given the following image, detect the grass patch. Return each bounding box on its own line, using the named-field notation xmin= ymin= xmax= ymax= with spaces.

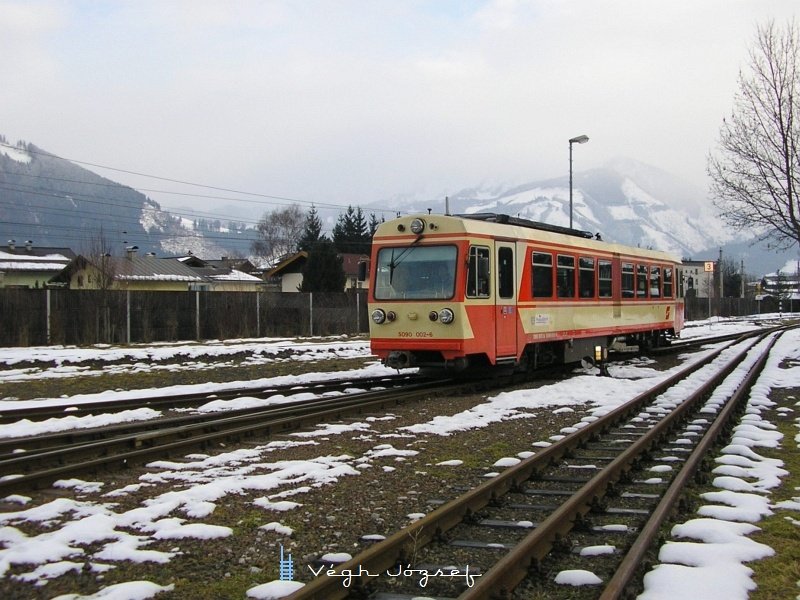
xmin=749 ymin=399 xmax=800 ymax=600
xmin=168 ymin=570 xmax=271 ymax=600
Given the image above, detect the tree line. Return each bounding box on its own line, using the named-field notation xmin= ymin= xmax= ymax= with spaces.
xmin=251 ymin=204 xmax=384 ymax=292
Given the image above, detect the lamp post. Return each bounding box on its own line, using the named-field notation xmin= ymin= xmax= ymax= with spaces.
xmin=568 ymin=134 xmax=589 ymax=229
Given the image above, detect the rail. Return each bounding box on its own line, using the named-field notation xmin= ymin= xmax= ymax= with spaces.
xmin=284 ymin=328 xmax=785 ymax=599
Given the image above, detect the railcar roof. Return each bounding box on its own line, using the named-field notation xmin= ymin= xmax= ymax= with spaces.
xmin=374 ymin=213 xmax=682 ymax=263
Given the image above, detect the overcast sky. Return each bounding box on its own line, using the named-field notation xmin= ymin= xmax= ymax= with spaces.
xmin=1 ymin=0 xmax=797 ymax=223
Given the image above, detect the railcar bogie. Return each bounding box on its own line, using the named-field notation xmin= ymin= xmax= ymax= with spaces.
xmin=366 ymin=213 xmax=684 ymax=375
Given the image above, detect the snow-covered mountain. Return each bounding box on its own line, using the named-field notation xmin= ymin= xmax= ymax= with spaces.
xmin=0 ymin=138 xmax=256 ymax=260
xmin=381 ymin=158 xmax=737 ymax=259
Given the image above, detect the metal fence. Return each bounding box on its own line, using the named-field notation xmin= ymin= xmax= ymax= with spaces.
xmin=0 ymin=289 xmax=369 ymax=346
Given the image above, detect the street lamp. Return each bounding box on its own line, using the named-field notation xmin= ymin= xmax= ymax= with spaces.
xmin=569 ymin=134 xmax=589 ymax=229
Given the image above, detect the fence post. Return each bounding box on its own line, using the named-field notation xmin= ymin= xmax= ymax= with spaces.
xmin=46 ymin=289 xmax=51 ymax=345
xmin=126 ymin=290 xmax=131 ymax=344
xmin=356 ymin=292 xmax=360 ymax=334
xmin=309 ymin=292 xmax=313 ymax=337
xmin=196 ymin=291 xmax=201 ymax=340
xmin=256 ymin=292 xmax=261 ymax=338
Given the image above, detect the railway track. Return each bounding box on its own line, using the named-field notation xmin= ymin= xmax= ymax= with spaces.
xmin=284 ymin=327 xmax=788 ymax=599
xmin=0 ymin=328 xmax=762 ymax=426
xmin=0 ymin=373 xmax=422 ymax=423
xmin=0 ymin=375 xmax=488 ymax=496
xmin=0 ymin=374 xmax=434 ymax=457
xmin=0 ymin=328 xmax=771 ymax=496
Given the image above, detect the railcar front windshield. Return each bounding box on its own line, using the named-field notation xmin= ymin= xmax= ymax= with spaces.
xmin=374 ymin=245 xmax=457 ymax=299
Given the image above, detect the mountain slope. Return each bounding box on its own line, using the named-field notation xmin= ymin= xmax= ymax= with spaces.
xmin=0 ymin=139 xmax=241 ymax=258
xmin=382 ymin=159 xmax=737 ymax=257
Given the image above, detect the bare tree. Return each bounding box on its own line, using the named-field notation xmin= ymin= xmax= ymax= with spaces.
xmin=708 ymin=20 xmax=800 ymax=250
xmin=251 ymin=204 xmax=305 ymax=266
xmin=82 ymin=226 xmax=118 ymax=290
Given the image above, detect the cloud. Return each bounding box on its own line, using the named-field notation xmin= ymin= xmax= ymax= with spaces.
xmin=1 ymin=0 xmax=797 ymax=220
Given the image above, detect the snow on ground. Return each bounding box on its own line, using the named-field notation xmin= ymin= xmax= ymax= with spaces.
xmin=638 ymin=328 xmax=800 ymax=600
xmin=0 ymin=335 xmax=370 ymax=377
xmin=0 ymin=317 xmax=798 ymax=598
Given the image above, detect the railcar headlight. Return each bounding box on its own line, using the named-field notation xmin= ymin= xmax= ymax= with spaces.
xmin=428 ymin=311 xmax=438 ymax=321
xmin=371 ymin=309 xmax=386 ymax=324
xmin=410 ymin=218 xmax=425 ymax=235
xmin=386 ymin=311 xmax=397 ymax=322
xmin=438 ymin=308 xmax=455 ymax=324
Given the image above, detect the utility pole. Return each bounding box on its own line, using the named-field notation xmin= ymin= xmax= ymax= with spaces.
xmin=740 ymin=259 xmax=745 ymax=298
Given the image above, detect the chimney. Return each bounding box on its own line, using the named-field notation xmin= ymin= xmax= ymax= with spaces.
xmin=7 ymin=239 xmax=15 ymax=250
xmin=126 ymin=245 xmax=139 ymax=259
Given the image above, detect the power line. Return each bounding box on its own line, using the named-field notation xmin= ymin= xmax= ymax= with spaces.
xmin=0 ymin=141 xmax=399 ymax=216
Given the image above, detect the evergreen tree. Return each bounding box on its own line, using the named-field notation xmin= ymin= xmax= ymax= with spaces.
xmin=300 ymin=238 xmax=346 ymax=292
xmin=368 ymin=212 xmax=383 ymax=237
xmin=298 ymin=205 xmax=325 ymax=252
xmin=332 ymin=205 xmax=371 ymax=254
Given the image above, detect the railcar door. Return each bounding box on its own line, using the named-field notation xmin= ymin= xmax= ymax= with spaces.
xmin=495 ymin=242 xmax=517 ymax=360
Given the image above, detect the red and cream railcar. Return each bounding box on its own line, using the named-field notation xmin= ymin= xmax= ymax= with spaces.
xmin=367 ymin=213 xmax=684 ymax=372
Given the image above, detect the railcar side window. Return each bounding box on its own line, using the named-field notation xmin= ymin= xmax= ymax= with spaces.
xmin=598 ymin=260 xmax=612 ymax=298
xmin=664 ymin=267 xmax=674 ymax=298
xmin=467 ymin=246 xmax=490 ymax=298
xmin=622 ymin=263 xmax=634 ymax=298
xmin=557 ymin=255 xmax=575 ymax=298
xmin=650 ymin=266 xmax=662 ymax=298
xmin=579 ymin=257 xmax=595 ymax=298
xmin=532 ymin=252 xmax=553 ymax=298
xmin=637 ymin=265 xmax=648 ymax=298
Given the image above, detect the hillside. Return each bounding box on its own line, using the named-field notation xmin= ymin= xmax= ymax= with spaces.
xmin=2 ymin=136 xmax=792 ymax=276
xmin=0 ymin=138 xmax=255 ymax=259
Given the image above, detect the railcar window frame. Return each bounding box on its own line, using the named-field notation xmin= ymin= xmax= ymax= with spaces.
xmin=636 ymin=264 xmax=648 ymax=299
xmin=650 ymin=266 xmax=662 ymax=298
xmin=579 ymin=256 xmax=595 ymax=299
xmin=531 ymin=251 xmax=554 ymax=298
xmin=466 ymin=245 xmax=491 ymax=298
xmin=664 ymin=266 xmax=674 ymax=298
xmin=498 ymin=246 xmax=514 ymax=299
xmin=598 ymin=259 xmax=612 ymax=298
xmin=373 ymin=244 xmax=458 ymax=300
xmin=622 ymin=262 xmax=634 ymax=298
xmin=557 ymin=254 xmax=576 ymax=298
